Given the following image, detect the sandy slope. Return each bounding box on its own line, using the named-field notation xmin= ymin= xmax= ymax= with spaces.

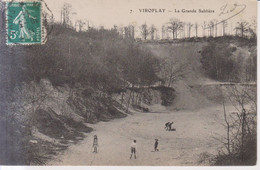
xmin=48 ymin=105 xmax=236 ymax=166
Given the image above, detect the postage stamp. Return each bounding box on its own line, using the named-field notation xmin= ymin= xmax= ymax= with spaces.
xmin=6 ymin=1 xmax=42 ymax=45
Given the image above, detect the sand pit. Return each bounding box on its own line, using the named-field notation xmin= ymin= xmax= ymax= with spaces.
xmin=48 ymin=104 xmax=237 ymax=166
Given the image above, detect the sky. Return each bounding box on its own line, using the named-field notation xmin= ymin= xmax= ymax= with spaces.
xmin=43 ymin=0 xmax=257 ymax=37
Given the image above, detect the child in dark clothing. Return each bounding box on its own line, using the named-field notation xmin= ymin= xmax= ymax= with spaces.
xmin=93 ymin=135 xmax=98 ymax=153
xmin=165 ymin=122 xmax=170 ymax=130
xmin=168 ymin=122 xmax=174 ymax=131
xmin=154 ymin=139 xmax=159 ymax=151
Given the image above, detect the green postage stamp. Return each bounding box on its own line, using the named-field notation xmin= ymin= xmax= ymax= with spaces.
xmin=6 ymin=1 xmax=43 ymax=45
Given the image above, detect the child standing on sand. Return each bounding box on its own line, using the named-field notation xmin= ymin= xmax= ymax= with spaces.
xmin=130 ymin=140 xmax=137 ymax=159
xmin=154 ymin=139 xmax=159 ymax=151
xmin=93 ymin=135 xmax=98 ymax=153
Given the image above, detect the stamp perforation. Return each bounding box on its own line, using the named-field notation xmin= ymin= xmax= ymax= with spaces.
xmin=5 ymin=0 xmax=45 ymax=45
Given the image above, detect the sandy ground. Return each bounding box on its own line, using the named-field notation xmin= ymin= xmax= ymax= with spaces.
xmin=48 ymin=105 xmax=236 ymax=166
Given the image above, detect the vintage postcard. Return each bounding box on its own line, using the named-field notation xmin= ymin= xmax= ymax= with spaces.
xmin=0 ymin=0 xmax=257 ymax=167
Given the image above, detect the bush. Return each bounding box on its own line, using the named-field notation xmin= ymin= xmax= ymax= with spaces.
xmin=200 ymin=42 xmax=238 ymax=82
xmin=213 ymin=130 xmax=256 ymax=165
xmin=152 ymin=86 xmax=176 ymax=106
xmin=200 ymin=41 xmax=256 ymax=82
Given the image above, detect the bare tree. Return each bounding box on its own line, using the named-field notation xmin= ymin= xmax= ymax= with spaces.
xmin=217 ymin=85 xmax=256 ymax=163
xmin=166 ymin=18 xmax=183 ymax=39
xmin=236 ymin=21 xmax=249 ymax=38
xmin=214 ymin=84 xmax=256 ymax=165
xmin=123 ymin=25 xmax=135 ymax=39
xmin=201 ymin=21 xmax=207 ymax=37
xmin=222 ymin=100 xmax=231 ymax=156
xmin=129 ymin=24 xmax=135 ymax=39
xmin=113 ymin=25 xmax=118 ymax=32
xmin=221 ymin=20 xmax=228 ymax=36
xmin=181 ymin=23 xmax=186 ymax=38
xmin=118 ymin=25 xmax=125 ymax=37
xmin=140 ymin=23 xmax=150 ymax=40
xmin=194 ymin=23 xmax=198 ymax=37
xmin=76 ymin=20 xmax=86 ymax=32
xmin=248 ymin=18 xmax=257 ymax=39
xmin=61 ymin=3 xmax=72 ymax=27
xmin=214 ymin=20 xmax=218 ymax=37
xmin=160 ymin=58 xmax=189 ymax=87
xmin=228 ymin=85 xmax=255 ymax=161
xmin=124 ymin=26 xmax=129 ymax=39
xmin=150 ymin=24 xmax=157 ymax=40
xmin=186 ymin=23 xmax=193 ymax=38
xmin=11 ymin=80 xmax=54 ymax=128
xmin=161 ymin=25 xmax=166 ymax=39
xmin=208 ymin=21 xmax=215 ymax=37
xmin=42 ymin=11 xmax=54 ymax=27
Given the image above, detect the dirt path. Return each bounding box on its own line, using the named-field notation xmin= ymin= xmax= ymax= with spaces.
xmin=48 ymin=105 xmax=234 ymax=166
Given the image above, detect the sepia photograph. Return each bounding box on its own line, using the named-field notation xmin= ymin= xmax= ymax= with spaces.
xmin=0 ymin=0 xmax=257 ymax=167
